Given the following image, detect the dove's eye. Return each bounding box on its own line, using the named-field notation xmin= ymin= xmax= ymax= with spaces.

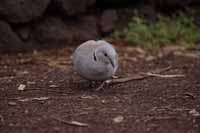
xmin=104 ymin=53 xmax=107 ymax=57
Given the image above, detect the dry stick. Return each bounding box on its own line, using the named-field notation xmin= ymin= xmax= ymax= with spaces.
xmin=96 ymin=66 xmax=184 ymax=91
xmin=145 ymin=72 xmax=184 ymax=78
xmin=52 ymin=117 xmax=89 ymax=127
xmin=22 ymin=88 xmax=74 ymax=95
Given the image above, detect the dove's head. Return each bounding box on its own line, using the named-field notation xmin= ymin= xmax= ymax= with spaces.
xmin=93 ymin=41 xmax=118 ymax=72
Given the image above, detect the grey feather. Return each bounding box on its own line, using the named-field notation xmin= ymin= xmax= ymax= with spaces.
xmin=72 ymin=40 xmax=118 ymax=81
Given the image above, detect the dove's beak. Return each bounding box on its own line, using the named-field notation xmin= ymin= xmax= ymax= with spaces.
xmin=108 ymin=57 xmax=115 ymax=69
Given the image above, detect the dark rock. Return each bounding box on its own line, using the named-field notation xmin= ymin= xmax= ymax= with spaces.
xmin=0 ymin=0 xmax=50 ymax=23
xmin=72 ymin=15 xmax=99 ymax=42
xmin=31 ymin=15 xmax=98 ymax=48
xmin=32 ymin=17 xmax=74 ymax=46
xmin=162 ymin=0 xmax=190 ymax=7
xmin=0 ymin=20 xmax=25 ymax=53
xmin=99 ymin=9 xmax=118 ymax=34
xmin=138 ymin=5 xmax=157 ymax=23
xmin=87 ymin=0 xmax=96 ymax=6
xmin=54 ymin=0 xmax=96 ymax=16
xmin=149 ymin=0 xmax=193 ymax=9
xmin=16 ymin=26 xmax=31 ymax=41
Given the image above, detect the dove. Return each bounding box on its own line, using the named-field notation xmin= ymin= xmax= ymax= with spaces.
xmin=72 ymin=40 xmax=118 ymax=81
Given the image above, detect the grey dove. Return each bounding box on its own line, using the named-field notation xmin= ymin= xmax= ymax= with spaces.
xmin=72 ymin=40 xmax=118 ymax=81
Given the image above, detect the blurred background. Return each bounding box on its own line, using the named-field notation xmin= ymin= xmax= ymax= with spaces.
xmin=1 ymin=0 xmax=200 ymax=53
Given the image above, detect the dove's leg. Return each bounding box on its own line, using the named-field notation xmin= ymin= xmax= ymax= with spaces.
xmin=95 ymin=79 xmax=112 ymax=91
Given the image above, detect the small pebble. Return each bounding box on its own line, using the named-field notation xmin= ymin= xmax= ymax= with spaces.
xmin=113 ymin=115 xmax=124 ymax=123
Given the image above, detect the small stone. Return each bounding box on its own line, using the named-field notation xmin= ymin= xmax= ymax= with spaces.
xmin=17 ymin=26 xmax=31 ymax=41
xmin=0 ymin=20 xmax=25 ymax=53
xmin=100 ymin=9 xmax=118 ymax=34
xmin=17 ymin=84 xmax=26 ymax=91
xmin=73 ymin=15 xmax=98 ymax=42
xmin=0 ymin=0 xmax=50 ymax=23
xmin=25 ymin=109 xmax=29 ymax=114
xmin=113 ymin=115 xmax=124 ymax=123
xmin=101 ymin=100 xmax=106 ymax=103
xmin=32 ymin=16 xmax=74 ymax=45
xmin=146 ymin=56 xmax=156 ymax=61
xmin=54 ymin=0 xmax=95 ymax=16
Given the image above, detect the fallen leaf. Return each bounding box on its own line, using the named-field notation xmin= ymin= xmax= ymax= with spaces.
xmin=18 ymin=84 xmax=26 ymax=91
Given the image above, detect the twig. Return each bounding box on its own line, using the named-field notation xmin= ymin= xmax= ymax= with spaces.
xmin=15 ymin=88 xmax=73 ymax=95
xmin=96 ymin=66 xmax=184 ymax=91
xmin=18 ymin=97 xmax=49 ymax=102
xmin=145 ymin=73 xmax=185 ymax=78
xmin=52 ymin=117 xmax=89 ymax=127
xmin=144 ymin=116 xmax=177 ymax=122
xmin=95 ymin=80 xmax=109 ymax=91
xmin=111 ymin=66 xmax=173 ymax=84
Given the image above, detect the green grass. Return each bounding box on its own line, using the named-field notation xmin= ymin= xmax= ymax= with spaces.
xmin=112 ymin=12 xmax=200 ymax=49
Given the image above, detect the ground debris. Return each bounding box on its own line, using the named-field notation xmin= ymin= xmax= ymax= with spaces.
xmin=113 ymin=115 xmax=124 ymax=123
xmin=80 ymin=95 xmax=94 ymax=99
xmin=1 ymin=46 xmax=200 ymax=133
xmin=96 ymin=66 xmax=185 ymax=91
xmin=182 ymin=93 xmax=196 ymax=99
xmin=0 ymin=115 xmax=4 ymax=123
xmin=52 ymin=117 xmax=89 ymax=127
xmin=189 ymin=109 xmax=200 ymax=117
xmin=8 ymin=101 xmax=17 ymax=106
xmin=27 ymin=81 xmax=36 ymax=85
xmin=49 ymin=84 xmax=58 ymax=88
xmin=17 ymin=84 xmax=26 ymax=91
xmin=18 ymin=97 xmax=49 ymax=102
xmin=144 ymin=116 xmax=177 ymax=123
xmin=145 ymin=72 xmax=184 ymax=78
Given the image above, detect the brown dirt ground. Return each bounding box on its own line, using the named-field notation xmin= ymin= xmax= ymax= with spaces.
xmin=0 ymin=45 xmax=200 ymax=133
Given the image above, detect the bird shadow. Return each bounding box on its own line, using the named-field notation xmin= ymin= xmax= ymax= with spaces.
xmin=71 ymin=80 xmax=104 ymax=91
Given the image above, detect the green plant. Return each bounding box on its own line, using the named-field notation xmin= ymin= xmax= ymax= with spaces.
xmin=112 ymin=12 xmax=200 ymax=49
